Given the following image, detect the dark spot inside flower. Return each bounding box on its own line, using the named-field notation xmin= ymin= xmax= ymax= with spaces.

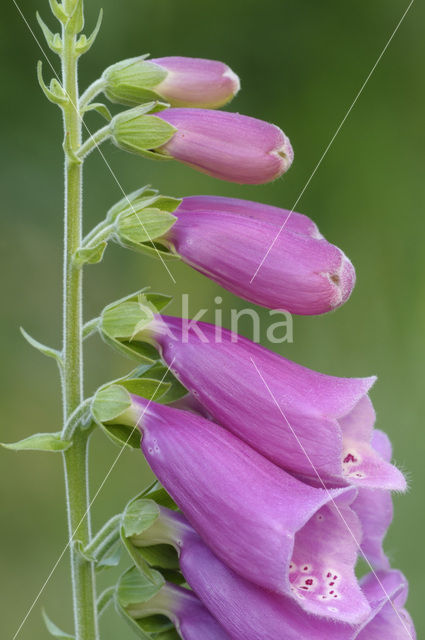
xmin=330 ymin=273 xmax=341 ymax=285
xmin=343 ymin=453 xmax=358 ymax=464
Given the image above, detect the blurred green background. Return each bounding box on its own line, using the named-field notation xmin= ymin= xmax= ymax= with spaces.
xmin=1 ymin=0 xmax=424 ymax=637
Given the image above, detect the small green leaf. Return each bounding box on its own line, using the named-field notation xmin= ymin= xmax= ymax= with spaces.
xmin=82 ymin=102 xmax=112 ymax=122
xmin=1 ymin=432 xmax=71 ymax=453
xmin=36 ymin=61 xmax=67 ymax=106
xmin=36 ymin=12 xmax=62 ymax=55
xmin=116 ymin=208 xmax=177 ymax=246
xmin=76 ymin=9 xmax=103 ymax=54
xmin=92 ymin=385 xmax=132 ymax=423
xmin=42 ymin=611 xmax=74 ymax=639
xmin=20 ymin=327 xmax=62 ymax=363
xmin=74 ymin=242 xmax=107 ymax=266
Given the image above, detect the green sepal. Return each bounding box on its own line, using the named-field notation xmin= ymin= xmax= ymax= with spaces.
xmin=42 ymin=610 xmax=74 ymax=639
xmin=118 ymin=565 xmax=165 ymax=608
xmin=76 ymin=9 xmax=103 ymax=55
xmin=115 ymin=567 xmax=174 ymax=640
xmin=123 ymin=498 xmax=160 ymax=538
xmin=106 ymin=186 xmax=159 ymax=224
xmin=121 ymin=493 xmax=180 ymax=572
xmin=36 ymin=12 xmax=62 ymax=54
xmin=102 ymin=300 xmax=154 ymax=340
xmin=103 ymin=56 xmax=168 ymax=107
xmin=1 ymin=432 xmax=71 ymax=453
xmin=92 ymin=374 xmax=170 ymax=449
xmin=116 ymin=208 xmax=177 ymax=247
xmin=81 ymin=102 xmax=112 ymax=122
xmin=100 ymin=288 xmax=171 ymax=363
xmin=111 ymin=104 xmax=175 ymax=160
xmin=92 ymin=385 xmax=132 ymax=424
xmin=74 ymin=241 xmax=107 ymax=266
xmin=134 ymin=362 xmax=187 ymax=405
xmin=20 ymin=326 xmax=63 ymax=365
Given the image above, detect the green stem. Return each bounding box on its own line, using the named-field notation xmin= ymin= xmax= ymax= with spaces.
xmin=80 ymin=220 xmax=114 ymax=250
xmin=84 ymin=514 xmax=121 ymax=559
xmin=77 ymin=124 xmax=111 ymax=160
xmin=79 ymin=77 xmax=107 ymax=110
xmin=60 ymin=6 xmax=99 ymax=640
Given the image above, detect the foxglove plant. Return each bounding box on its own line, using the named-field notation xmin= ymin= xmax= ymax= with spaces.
xmin=2 ymin=1 xmax=414 ymax=639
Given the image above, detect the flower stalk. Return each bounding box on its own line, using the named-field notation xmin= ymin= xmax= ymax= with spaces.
xmin=60 ymin=3 xmax=99 ymax=639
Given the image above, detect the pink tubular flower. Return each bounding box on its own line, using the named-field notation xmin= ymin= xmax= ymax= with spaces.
xmin=153 ymin=108 xmax=293 ymax=183
xmin=117 ymin=394 xmax=370 ymax=623
xmin=139 ymin=315 xmax=406 ymax=491
xmin=160 ymin=195 xmax=355 ymax=314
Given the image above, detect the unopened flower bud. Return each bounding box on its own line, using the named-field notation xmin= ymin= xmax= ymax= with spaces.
xmin=102 ymin=56 xmax=240 ymax=108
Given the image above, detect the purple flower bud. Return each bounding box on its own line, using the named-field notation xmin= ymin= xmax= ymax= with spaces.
xmin=144 ymin=315 xmax=406 ymax=491
xmin=153 ymin=108 xmax=293 ymax=183
xmin=132 ymin=508 xmax=415 ymax=638
xmin=161 ymin=195 xmax=355 ymax=314
xmin=352 ymin=430 xmax=395 ymax=570
xmin=121 ymin=395 xmax=369 ymax=623
xmin=151 ymin=57 xmax=240 ymax=108
xmin=103 ymin=56 xmax=240 ymax=108
xmin=126 ymin=580 xmax=230 ymax=640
